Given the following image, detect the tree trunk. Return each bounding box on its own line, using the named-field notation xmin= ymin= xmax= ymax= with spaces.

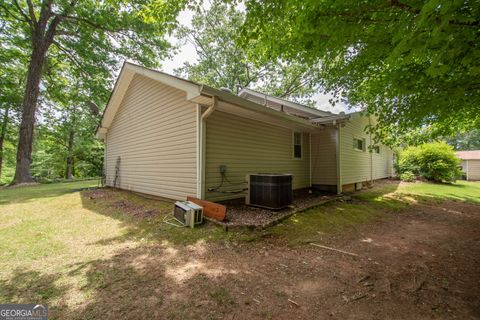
xmin=0 ymin=107 xmax=10 ymax=179
xmin=11 ymin=0 xmax=64 ymax=184
xmin=65 ymin=129 xmax=75 ymax=180
xmin=13 ymin=41 xmax=47 ymax=184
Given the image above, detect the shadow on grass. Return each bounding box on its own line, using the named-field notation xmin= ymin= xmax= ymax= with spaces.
xmin=0 ymin=269 xmax=66 ymax=303
xmin=0 ymin=180 xmax=100 ymax=205
xmin=405 ymin=192 xmax=480 ymax=204
xmin=0 ymin=245 xmax=243 ymax=319
xmin=79 ymin=188 xmax=241 ymax=246
xmin=397 ymin=180 xmax=480 ymax=204
xmin=63 ymin=245 xmax=241 ymax=320
xmin=2 ymin=180 xmax=480 ymax=319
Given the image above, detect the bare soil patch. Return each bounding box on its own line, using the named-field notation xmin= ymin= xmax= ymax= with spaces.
xmin=66 ymin=197 xmax=480 ymax=320
xmin=86 ymin=188 xmax=163 ymax=218
xmin=73 ymin=185 xmax=480 ymax=319
xmin=182 ymin=201 xmax=479 ymax=319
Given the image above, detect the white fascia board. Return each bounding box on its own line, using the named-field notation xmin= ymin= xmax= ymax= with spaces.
xmin=96 ymin=127 xmax=108 ymax=140
xmin=203 ymin=87 xmax=320 ymax=131
xmin=311 ymin=114 xmax=351 ymax=125
xmin=239 ymin=88 xmax=333 ymax=118
xmin=127 ymin=63 xmax=201 ymax=98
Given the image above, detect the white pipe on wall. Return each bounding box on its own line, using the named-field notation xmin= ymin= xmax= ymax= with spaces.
xmin=197 ymin=96 xmax=218 ymax=199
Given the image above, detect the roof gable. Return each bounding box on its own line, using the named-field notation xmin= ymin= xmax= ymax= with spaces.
xmin=97 ymin=62 xmax=203 ymax=139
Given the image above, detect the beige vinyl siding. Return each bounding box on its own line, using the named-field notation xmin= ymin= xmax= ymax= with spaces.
xmin=205 ymin=111 xmax=310 ymax=201
xmin=467 ymin=160 xmax=480 ymax=180
xmin=311 ymin=127 xmax=337 ymax=185
xmin=340 ymin=114 xmax=392 ymax=185
xmin=105 ymin=74 xmax=197 ymax=200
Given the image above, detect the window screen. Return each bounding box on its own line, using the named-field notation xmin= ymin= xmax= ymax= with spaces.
xmin=353 ymin=138 xmax=365 ymax=151
xmin=293 ymin=132 xmax=302 ymax=159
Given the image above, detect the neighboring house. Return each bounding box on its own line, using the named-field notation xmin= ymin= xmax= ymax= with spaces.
xmin=456 ymin=151 xmax=480 ymax=181
xmin=96 ymin=62 xmax=394 ymax=201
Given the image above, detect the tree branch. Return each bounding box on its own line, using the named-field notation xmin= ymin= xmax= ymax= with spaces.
xmin=12 ymin=0 xmax=33 ymax=27
xmin=25 ymin=0 xmax=38 ymax=26
xmin=0 ymin=3 xmax=28 ymax=23
xmin=62 ymin=15 xmax=124 ymax=34
xmin=389 ymin=0 xmax=421 ymax=14
xmin=51 ymin=40 xmax=89 ymax=78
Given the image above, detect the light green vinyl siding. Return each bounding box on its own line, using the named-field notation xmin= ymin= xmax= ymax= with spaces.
xmin=372 ymin=145 xmax=394 ymax=179
xmin=340 ymin=114 xmax=393 ymax=185
xmin=311 ymin=127 xmax=337 ymax=185
xmin=205 ymin=111 xmax=310 ymax=201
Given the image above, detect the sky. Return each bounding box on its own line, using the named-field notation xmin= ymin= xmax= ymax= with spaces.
xmin=160 ymin=8 xmax=350 ymax=114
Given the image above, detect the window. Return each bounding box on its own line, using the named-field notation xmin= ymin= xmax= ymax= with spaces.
xmin=353 ymin=137 xmax=365 ymax=151
xmin=293 ymin=132 xmax=302 ymax=159
xmin=372 ymin=145 xmax=381 ymax=154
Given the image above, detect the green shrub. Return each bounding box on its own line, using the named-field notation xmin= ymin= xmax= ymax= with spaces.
xmin=397 ymin=142 xmax=461 ymax=183
xmin=400 ymin=171 xmax=416 ymax=182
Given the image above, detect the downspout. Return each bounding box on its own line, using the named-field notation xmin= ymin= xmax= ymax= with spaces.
xmin=196 ymin=104 xmax=201 ymax=198
xmin=198 ymin=95 xmax=218 ymax=199
xmin=104 ymin=133 xmax=107 ymax=186
xmin=369 ymin=116 xmax=373 ymax=186
xmin=309 ymin=132 xmax=312 ymax=188
xmin=466 ymin=160 xmax=469 ymax=181
xmin=336 ymin=124 xmax=342 ymax=194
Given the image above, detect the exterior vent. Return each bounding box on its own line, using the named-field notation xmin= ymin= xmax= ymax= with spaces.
xmin=173 ymin=201 xmax=203 ymax=228
xmin=246 ymin=173 xmax=293 ymax=209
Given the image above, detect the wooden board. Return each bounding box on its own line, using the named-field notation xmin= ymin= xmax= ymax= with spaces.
xmin=187 ymin=196 xmax=226 ymax=221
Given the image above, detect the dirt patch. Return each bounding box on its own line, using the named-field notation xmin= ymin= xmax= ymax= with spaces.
xmin=68 ymin=190 xmax=480 ymax=319
xmin=148 ymin=200 xmax=479 ymax=319
xmin=86 ymin=189 xmax=161 ymax=219
xmin=110 ymin=200 xmax=160 ymax=219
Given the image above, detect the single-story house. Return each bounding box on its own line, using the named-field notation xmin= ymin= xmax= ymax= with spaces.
xmin=456 ymin=151 xmax=480 ymax=181
xmin=96 ymin=62 xmax=394 ymax=201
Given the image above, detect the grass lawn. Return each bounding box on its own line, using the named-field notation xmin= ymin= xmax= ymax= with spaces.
xmin=398 ymin=180 xmax=480 ymax=203
xmin=270 ymin=180 xmax=479 ymax=245
xmin=0 ymin=179 xmax=478 ymax=319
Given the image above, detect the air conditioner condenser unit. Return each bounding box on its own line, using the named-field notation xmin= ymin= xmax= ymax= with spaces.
xmin=246 ymin=173 xmax=293 ymax=209
xmin=173 ymin=201 xmax=203 ymax=228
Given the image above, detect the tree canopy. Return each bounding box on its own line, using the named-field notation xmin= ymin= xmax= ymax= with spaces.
xmin=0 ymin=0 xmax=187 ymax=183
xmin=241 ymin=0 xmax=480 ymax=143
xmin=175 ymin=0 xmax=322 ymax=103
xmin=446 ymin=129 xmax=480 ymax=150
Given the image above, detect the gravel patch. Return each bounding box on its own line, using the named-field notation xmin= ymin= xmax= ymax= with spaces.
xmin=216 ymin=190 xmax=338 ymax=228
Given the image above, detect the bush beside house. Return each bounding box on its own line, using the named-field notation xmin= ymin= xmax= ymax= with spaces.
xmin=397 ymin=142 xmax=461 ymax=183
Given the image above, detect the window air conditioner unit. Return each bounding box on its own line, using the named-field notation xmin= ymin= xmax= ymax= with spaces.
xmin=173 ymin=201 xmax=203 ymax=228
xmin=246 ymin=173 xmax=293 ymax=209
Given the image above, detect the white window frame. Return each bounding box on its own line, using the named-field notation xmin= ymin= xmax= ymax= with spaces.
xmin=293 ymin=131 xmax=303 ymax=159
xmin=372 ymin=145 xmax=381 ymax=154
xmin=353 ymin=137 xmax=366 ymax=152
